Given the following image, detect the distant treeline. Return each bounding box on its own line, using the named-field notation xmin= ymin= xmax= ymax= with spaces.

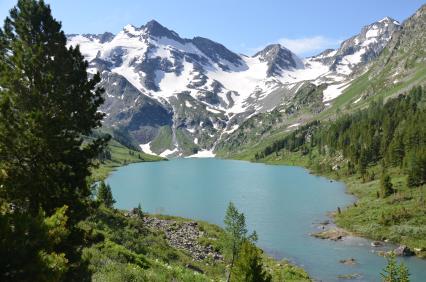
xmin=255 ymin=86 xmax=426 ymax=187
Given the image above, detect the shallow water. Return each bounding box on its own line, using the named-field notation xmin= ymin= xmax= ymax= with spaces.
xmin=107 ymin=158 xmax=426 ymax=281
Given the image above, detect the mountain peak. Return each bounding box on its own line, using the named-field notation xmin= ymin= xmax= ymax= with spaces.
xmin=144 ymin=19 xmax=165 ymax=31
xmin=255 ymin=44 xmax=288 ymax=55
xmin=143 ymin=19 xmax=182 ymax=41
xmin=378 ymin=16 xmax=400 ymax=25
xmin=254 ymin=44 xmax=303 ymax=76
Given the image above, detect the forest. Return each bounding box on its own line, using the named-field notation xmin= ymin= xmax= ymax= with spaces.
xmin=256 ymin=86 xmax=426 ymax=189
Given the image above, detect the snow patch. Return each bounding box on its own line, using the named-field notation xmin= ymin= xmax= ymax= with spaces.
xmin=323 ymin=81 xmax=352 ymax=102
xmin=186 ymin=149 xmax=215 ymax=158
xmin=206 ymin=107 xmax=221 ymax=114
xmin=366 ymin=28 xmax=379 ymax=38
xmin=139 ymin=142 xmax=156 ymax=156
xmin=160 ymin=148 xmax=179 ymax=158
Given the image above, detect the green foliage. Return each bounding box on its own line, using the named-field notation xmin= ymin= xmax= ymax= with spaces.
xmin=0 ymin=204 xmax=71 ymax=281
xmin=0 ymin=0 xmax=107 ymax=219
xmin=256 ymin=86 xmax=426 ymax=189
xmin=150 ymin=126 xmax=174 ymax=153
xmin=381 ymin=170 xmax=394 ymax=198
xmin=381 ymin=253 xmax=410 ymax=282
xmin=91 ymin=138 xmax=163 ymax=182
xmin=223 ymin=202 xmax=258 ymax=281
xmin=0 ymin=0 xmax=108 ymax=279
xmin=135 ymin=203 xmax=144 ymax=218
xmin=81 ymin=207 xmax=228 ymax=281
xmin=406 ymin=149 xmax=426 ymax=187
xmin=231 ymin=241 xmax=271 ymax=282
xmin=97 ymin=181 xmax=115 ymax=208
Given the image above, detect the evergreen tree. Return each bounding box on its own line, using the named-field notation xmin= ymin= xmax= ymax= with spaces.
xmin=380 ymin=170 xmax=394 ymax=198
xmin=231 ymin=241 xmax=271 ymax=282
xmin=0 ymin=0 xmax=107 ymax=280
xmin=381 ymin=253 xmax=410 ymax=282
xmin=223 ymin=202 xmax=257 ymax=282
xmin=136 ymin=203 xmax=144 ymax=218
xmin=0 ymin=0 xmax=106 ymax=219
xmin=97 ymin=181 xmax=115 ymax=208
xmin=406 ymin=149 xmax=426 ymax=187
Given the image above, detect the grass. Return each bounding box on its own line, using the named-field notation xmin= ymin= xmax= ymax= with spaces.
xmin=319 ymin=64 xmax=426 ymax=121
xmin=176 ymin=128 xmax=198 ymax=155
xmin=334 ymin=167 xmax=426 ymax=258
xmin=81 ymin=207 xmax=217 ymax=282
xmin=150 ymin=126 xmax=173 ymax=154
xmin=91 ymin=139 xmax=164 ymax=182
xmin=81 ymin=206 xmax=311 ymax=281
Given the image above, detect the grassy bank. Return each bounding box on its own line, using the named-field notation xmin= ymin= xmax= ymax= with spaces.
xmin=90 ymin=139 xmax=164 ymax=181
xmin=81 ymin=206 xmax=310 ymax=281
xmin=239 ymin=148 xmax=426 ymax=258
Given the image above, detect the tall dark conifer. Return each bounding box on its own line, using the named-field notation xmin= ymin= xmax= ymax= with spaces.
xmin=0 ymin=0 xmax=106 ymax=220
xmin=0 ymin=0 xmax=107 ymax=280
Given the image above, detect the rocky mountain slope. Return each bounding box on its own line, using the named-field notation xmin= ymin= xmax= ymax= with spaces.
xmin=216 ymin=5 xmax=426 ymax=158
xmin=67 ymin=17 xmax=401 ymax=157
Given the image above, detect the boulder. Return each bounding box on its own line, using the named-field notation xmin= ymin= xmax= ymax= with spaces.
xmin=371 ymin=241 xmax=383 ymax=247
xmin=339 ymin=258 xmax=357 ymax=265
xmin=394 ymin=245 xmax=414 ymax=256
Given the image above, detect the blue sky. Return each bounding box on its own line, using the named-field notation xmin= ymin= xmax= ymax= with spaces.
xmin=0 ymin=0 xmax=423 ymax=56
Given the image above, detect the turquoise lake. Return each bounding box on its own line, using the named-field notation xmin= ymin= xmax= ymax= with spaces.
xmin=107 ymin=158 xmax=426 ymax=281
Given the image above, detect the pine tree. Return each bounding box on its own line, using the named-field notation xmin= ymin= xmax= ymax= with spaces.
xmin=223 ymin=202 xmax=257 ymax=282
xmin=97 ymin=181 xmax=115 ymax=208
xmin=381 ymin=253 xmax=410 ymax=282
xmin=380 ymin=170 xmax=394 ymax=198
xmin=231 ymin=241 xmax=271 ymax=282
xmin=0 ymin=0 xmax=107 ymax=280
xmin=406 ymin=149 xmax=426 ymax=187
xmin=0 ymin=0 xmax=107 ymax=219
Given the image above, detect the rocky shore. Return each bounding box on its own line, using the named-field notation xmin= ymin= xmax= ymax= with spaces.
xmin=143 ymin=216 xmax=223 ymax=262
xmin=311 ymin=225 xmax=417 ymax=258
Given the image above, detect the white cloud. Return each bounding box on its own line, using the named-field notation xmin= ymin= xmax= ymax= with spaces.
xmin=277 ymin=36 xmax=342 ymax=57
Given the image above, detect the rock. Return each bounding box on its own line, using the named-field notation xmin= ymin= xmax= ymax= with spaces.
xmin=185 ymin=264 xmax=204 ymax=274
xmin=311 ymin=228 xmax=349 ymax=241
xmin=339 ymin=258 xmax=357 ymax=265
xmin=143 ymin=216 xmax=223 ymax=262
xmin=337 ymin=273 xmax=361 ymax=280
xmin=319 ymin=220 xmax=331 ymax=225
xmin=371 ymin=241 xmax=383 ymax=247
xmin=394 ymin=245 xmax=414 ymax=256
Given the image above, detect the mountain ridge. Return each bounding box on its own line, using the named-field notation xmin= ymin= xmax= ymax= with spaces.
xmin=67 ymin=15 xmax=402 ymax=157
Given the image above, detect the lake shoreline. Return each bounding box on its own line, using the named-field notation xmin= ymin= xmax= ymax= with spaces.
xmin=232 ymin=154 xmax=426 ymax=260
xmin=106 ymin=154 xmax=423 ymax=260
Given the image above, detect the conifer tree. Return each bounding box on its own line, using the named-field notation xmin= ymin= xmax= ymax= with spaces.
xmin=0 ymin=0 xmax=107 ymax=280
xmin=381 ymin=253 xmax=410 ymax=282
xmin=97 ymin=181 xmax=115 ymax=208
xmin=232 ymin=241 xmax=271 ymax=282
xmin=380 ymin=170 xmax=394 ymax=198
xmin=223 ymin=202 xmax=257 ymax=282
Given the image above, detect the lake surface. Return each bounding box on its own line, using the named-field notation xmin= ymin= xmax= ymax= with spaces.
xmin=107 ymin=158 xmax=426 ymax=281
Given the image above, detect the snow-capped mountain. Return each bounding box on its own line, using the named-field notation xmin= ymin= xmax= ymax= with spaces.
xmin=67 ymin=18 xmax=400 ymax=157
